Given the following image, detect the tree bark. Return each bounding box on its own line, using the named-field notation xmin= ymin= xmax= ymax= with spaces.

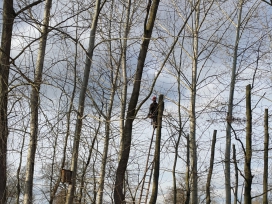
xmin=0 ymin=1 xmax=15 ymax=203
xmin=225 ymin=1 xmax=243 ymax=203
xmin=244 ymin=84 xmax=252 ymax=204
xmin=206 ymin=130 xmax=217 ymax=204
xmin=96 ymin=2 xmax=120 ymax=199
xmin=149 ymin=95 xmax=164 ymax=204
xmin=114 ymin=1 xmax=160 ymax=203
xmin=23 ymin=0 xmax=52 ymax=203
xmin=190 ymin=1 xmax=200 ymax=203
xmin=233 ymin=145 xmax=238 ymax=204
xmin=65 ymin=1 xmax=101 ymax=203
xmin=119 ymin=0 xmax=131 ymax=159
xmin=185 ymin=134 xmax=190 ymax=204
xmin=263 ymin=108 xmax=268 ymax=204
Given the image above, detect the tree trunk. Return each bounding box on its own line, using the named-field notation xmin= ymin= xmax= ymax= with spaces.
xmin=244 ymin=84 xmax=252 ymax=204
xmin=190 ymin=1 xmax=200 ymax=203
xmin=49 ymin=23 xmax=80 ymax=204
xmin=206 ymin=130 xmax=217 ymax=204
xmin=96 ymin=16 xmax=120 ymax=201
xmin=119 ymin=0 xmax=131 ymax=159
xmin=0 ymin=1 xmax=15 ymax=203
xmin=149 ymin=95 xmax=164 ymax=204
xmin=225 ymin=1 xmax=243 ymax=203
xmin=114 ymin=1 xmax=160 ymax=203
xmin=65 ymin=1 xmax=101 ymax=203
xmin=185 ymin=134 xmax=190 ymax=204
xmin=23 ymin=0 xmax=52 ymax=203
xmin=263 ymin=108 xmax=268 ymax=204
xmin=233 ymin=144 xmax=238 ymax=204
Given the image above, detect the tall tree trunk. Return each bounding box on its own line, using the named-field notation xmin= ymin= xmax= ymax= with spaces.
xmin=190 ymin=1 xmax=200 ymax=203
xmin=49 ymin=25 xmax=79 ymax=204
xmin=96 ymin=5 xmax=120 ymax=199
xmin=233 ymin=144 xmax=238 ymax=204
xmin=0 ymin=1 xmax=15 ymax=203
xmin=149 ymin=95 xmax=164 ymax=204
xmin=114 ymin=1 xmax=160 ymax=203
xmin=225 ymin=1 xmax=243 ymax=203
xmin=65 ymin=1 xmax=101 ymax=203
xmin=206 ymin=130 xmax=217 ymax=204
xmin=23 ymin=0 xmax=52 ymax=203
xmin=263 ymin=108 xmax=269 ymax=204
xmin=119 ymin=0 xmax=131 ymax=158
xmin=244 ymin=84 xmax=252 ymax=204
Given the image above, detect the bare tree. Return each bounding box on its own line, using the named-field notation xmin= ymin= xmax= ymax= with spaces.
xmin=114 ymin=0 xmax=161 ymax=203
xmin=65 ymin=0 xmax=102 ymax=203
xmin=224 ymin=1 xmax=244 ymax=203
xmin=23 ymin=1 xmax=52 ymax=203
xmin=0 ymin=1 xmax=44 ymax=203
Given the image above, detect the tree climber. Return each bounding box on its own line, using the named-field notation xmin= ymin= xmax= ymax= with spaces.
xmin=148 ymin=96 xmax=158 ymax=128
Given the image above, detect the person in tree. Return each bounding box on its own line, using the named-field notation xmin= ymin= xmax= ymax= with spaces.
xmin=148 ymin=96 xmax=158 ymax=128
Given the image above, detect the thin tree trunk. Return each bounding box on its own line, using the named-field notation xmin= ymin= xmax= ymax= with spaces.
xmin=190 ymin=1 xmax=200 ymax=203
xmin=225 ymin=1 xmax=243 ymax=203
xmin=16 ymin=126 xmax=27 ymax=204
xmin=65 ymin=0 xmax=101 ymax=203
xmin=23 ymin=0 xmax=52 ymax=203
xmin=96 ymin=1 xmax=122 ymax=202
xmin=184 ymin=133 xmax=190 ymax=204
xmin=206 ymin=130 xmax=217 ymax=204
xmin=172 ymin=117 xmax=182 ymax=204
xmin=233 ymin=144 xmax=238 ymax=204
xmin=149 ymin=95 xmax=164 ymax=204
xmin=78 ymin=122 xmax=101 ymax=203
xmin=263 ymin=108 xmax=269 ymax=204
xmin=49 ymin=31 xmax=79 ymax=204
xmin=114 ymin=1 xmax=160 ymax=203
xmin=244 ymin=84 xmax=252 ymax=204
xmin=0 ymin=1 xmax=15 ymax=203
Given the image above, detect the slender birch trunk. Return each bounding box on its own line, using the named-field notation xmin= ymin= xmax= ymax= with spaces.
xmin=244 ymin=84 xmax=252 ymax=204
xmin=65 ymin=1 xmax=101 ymax=203
xmin=263 ymin=109 xmax=269 ymax=204
xmin=114 ymin=1 xmax=160 ymax=203
xmin=225 ymin=1 xmax=243 ymax=203
xmin=23 ymin=1 xmax=52 ymax=203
